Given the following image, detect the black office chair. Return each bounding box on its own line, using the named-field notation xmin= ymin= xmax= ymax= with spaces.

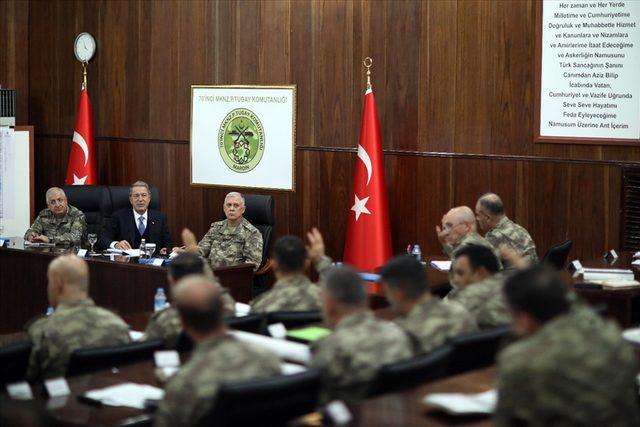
xmin=108 ymin=185 xmax=161 ymax=213
xmin=369 ymin=345 xmax=452 ymax=396
xmin=225 ymin=314 xmax=265 ymax=334
xmin=61 ymin=185 xmax=111 ymax=236
xmin=541 ymin=240 xmax=573 ymax=271
xmin=0 ymin=341 xmax=32 ymax=386
xmin=265 ymin=311 xmax=322 ymax=333
xmin=241 ymin=194 xmax=275 ymax=294
xmin=199 ymin=369 xmax=321 ymax=427
xmin=67 ymin=338 xmax=165 ymax=376
xmin=448 ymin=325 xmax=513 ymax=375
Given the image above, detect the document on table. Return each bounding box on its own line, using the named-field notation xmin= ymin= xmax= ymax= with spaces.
xmin=230 ymin=330 xmax=311 ymax=365
xmin=106 ymin=248 xmax=141 ymax=257
xmin=430 ymin=260 xmax=452 ymax=272
xmin=235 ymin=302 xmax=251 ymax=317
xmin=82 ymin=383 xmax=164 ymax=409
xmin=423 ymin=389 xmax=497 ymax=415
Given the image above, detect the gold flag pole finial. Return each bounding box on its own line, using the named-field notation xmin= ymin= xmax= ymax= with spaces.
xmin=363 ymin=57 xmax=373 ymax=90
xmin=82 ymin=62 xmax=88 ymax=91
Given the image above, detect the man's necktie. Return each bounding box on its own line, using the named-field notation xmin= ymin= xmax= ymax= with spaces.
xmin=138 ymin=216 xmax=146 ymax=235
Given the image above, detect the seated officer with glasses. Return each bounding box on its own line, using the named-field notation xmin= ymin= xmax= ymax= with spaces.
xmin=98 ymin=180 xmax=172 ymax=254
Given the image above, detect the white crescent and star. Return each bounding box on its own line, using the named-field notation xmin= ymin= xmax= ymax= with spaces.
xmin=352 ymin=144 xmax=374 ymax=221
xmin=72 ymin=131 xmax=89 ymax=167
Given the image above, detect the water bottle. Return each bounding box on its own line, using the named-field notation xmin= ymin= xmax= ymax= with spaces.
xmin=154 ymin=288 xmax=167 ymax=312
xmin=411 ymin=244 xmax=422 ymax=262
xmin=46 ymin=306 xmax=55 ymax=316
xmin=139 ymin=238 xmax=147 ymax=259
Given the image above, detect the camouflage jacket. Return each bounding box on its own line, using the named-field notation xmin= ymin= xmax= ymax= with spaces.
xmin=485 ymin=216 xmax=538 ymax=264
xmin=197 ymin=218 xmax=263 ymax=271
xmin=495 ymin=308 xmax=640 ymax=427
xmin=144 ymin=290 xmax=235 ymax=349
xmin=395 ymin=294 xmax=477 ymax=355
xmin=155 ymin=334 xmax=281 ymax=427
xmin=310 ymin=311 xmax=412 ymax=404
xmin=26 ymin=298 xmax=131 ymax=380
xmin=249 ymin=256 xmax=332 ymax=313
xmin=445 ymin=271 xmax=511 ymax=328
xmin=24 ymin=205 xmax=87 ymax=245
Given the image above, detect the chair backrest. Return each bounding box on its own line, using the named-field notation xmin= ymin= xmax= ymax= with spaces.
xmin=225 ymin=314 xmax=265 ymax=334
xmin=61 ymin=185 xmax=111 ymax=236
xmin=369 ymin=345 xmax=452 ymax=396
xmin=265 ymin=311 xmax=322 ymax=333
xmin=67 ymin=338 xmax=165 ymax=376
xmin=108 ymin=185 xmax=161 ymax=213
xmin=241 ymin=194 xmax=275 ymax=268
xmin=0 ymin=341 xmax=32 ymax=386
xmin=448 ymin=325 xmax=512 ymax=375
xmin=541 ymin=240 xmax=573 ymax=271
xmin=200 ymin=369 xmax=321 ymax=427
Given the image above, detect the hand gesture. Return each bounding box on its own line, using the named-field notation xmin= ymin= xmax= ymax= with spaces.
xmin=306 ymin=227 xmax=325 ymax=262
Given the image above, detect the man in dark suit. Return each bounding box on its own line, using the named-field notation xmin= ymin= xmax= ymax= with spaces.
xmin=98 ymin=180 xmax=172 ymax=254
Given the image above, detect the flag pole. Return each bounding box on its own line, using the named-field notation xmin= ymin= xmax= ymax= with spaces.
xmin=82 ymin=62 xmax=88 ymax=91
xmin=363 ymin=57 xmax=373 ymax=91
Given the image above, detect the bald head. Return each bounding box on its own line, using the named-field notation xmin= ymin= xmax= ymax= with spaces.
xmin=48 ymin=255 xmax=89 ymax=292
xmin=439 ymin=206 xmax=477 ymax=248
xmin=173 ymin=275 xmax=224 ymax=335
xmin=47 ymin=255 xmax=89 ymax=307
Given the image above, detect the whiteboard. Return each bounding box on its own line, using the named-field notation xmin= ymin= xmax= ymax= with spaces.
xmin=0 ymin=126 xmax=33 ymax=238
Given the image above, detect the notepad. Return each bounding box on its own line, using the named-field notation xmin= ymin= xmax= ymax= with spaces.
xmin=287 ymin=326 xmax=331 ymax=342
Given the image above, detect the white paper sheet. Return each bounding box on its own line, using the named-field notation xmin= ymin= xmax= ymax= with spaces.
xmin=84 ymin=383 xmax=164 ymax=409
xmin=423 ymin=389 xmax=497 ymax=415
xmin=230 ymin=330 xmax=311 ymax=365
xmin=430 ymin=260 xmax=452 ymax=272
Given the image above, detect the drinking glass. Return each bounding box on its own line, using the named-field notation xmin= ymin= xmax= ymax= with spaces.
xmin=87 ymin=233 xmax=97 ymax=254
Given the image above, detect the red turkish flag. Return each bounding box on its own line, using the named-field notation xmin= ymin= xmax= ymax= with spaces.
xmin=65 ymin=89 xmax=97 ymax=185
xmin=343 ymin=88 xmax=392 ymax=272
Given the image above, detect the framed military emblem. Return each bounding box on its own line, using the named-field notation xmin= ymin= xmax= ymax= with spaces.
xmin=190 ymin=86 xmax=296 ymax=191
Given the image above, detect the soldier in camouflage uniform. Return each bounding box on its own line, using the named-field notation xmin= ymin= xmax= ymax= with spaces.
xmin=155 ymin=275 xmax=281 ymax=427
xmin=495 ymin=266 xmax=640 ymax=427
xmin=24 ymin=187 xmax=86 ymax=245
xmin=179 ymin=192 xmax=262 ymax=271
xmin=447 ymin=244 xmax=511 ymax=328
xmin=311 ymin=267 xmax=412 ymax=403
xmin=144 ymin=253 xmax=235 ymax=348
xmin=475 ymin=193 xmax=538 ymax=265
xmin=250 ymin=228 xmax=332 ymax=313
xmin=27 ymin=255 xmax=130 ymax=380
xmin=380 ymin=255 xmax=477 ymax=355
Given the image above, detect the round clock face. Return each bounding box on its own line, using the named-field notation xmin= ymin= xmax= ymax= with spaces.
xmin=74 ymin=32 xmax=96 ymax=63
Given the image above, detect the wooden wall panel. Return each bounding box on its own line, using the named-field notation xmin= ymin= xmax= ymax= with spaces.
xmin=3 ymin=0 xmax=640 ymax=269
xmin=0 ymin=0 xmax=29 ymax=125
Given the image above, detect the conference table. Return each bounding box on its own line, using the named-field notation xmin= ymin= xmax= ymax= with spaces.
xmin=573 ymin=252 xmax=640 ymax=328
xmin=8 ymin=357 xmax=495 ymax=427
xmin=0 ymin=239 xmax=254 ymax=334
